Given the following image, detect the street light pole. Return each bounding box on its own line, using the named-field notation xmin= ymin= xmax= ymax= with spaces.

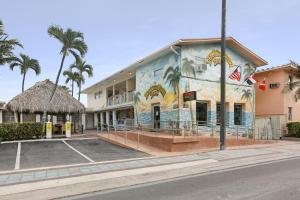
xmin=220 ymin=0 xmax=227 ymax=150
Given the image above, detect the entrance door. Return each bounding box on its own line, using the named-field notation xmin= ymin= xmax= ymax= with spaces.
xmin=153 ymin=104 xmax=160 ymax=130
xmin=196 ymin=102 xmax=208 ymax=126
xmin=234 ymin=104 xmax=243 ymax=125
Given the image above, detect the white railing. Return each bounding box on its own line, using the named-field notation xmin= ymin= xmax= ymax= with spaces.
xmin=106 ymin=91 xmax=135 ymax=106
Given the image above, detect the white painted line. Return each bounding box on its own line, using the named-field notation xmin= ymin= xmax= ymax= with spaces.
xmin=62 ymin=140 xmax=95 ymax=163
xmin=14 ymin=142 xmax=21 ymax=170
xmin=1 ymin=137 xmax=98 ymax=144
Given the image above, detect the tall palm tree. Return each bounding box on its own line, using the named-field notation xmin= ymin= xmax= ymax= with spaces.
xmin=9 ymin=53 xmax=41 ymax=92
xmin=70 ymin=57 xmax=93 ymax=101
xmin=163 ymin=65 xmax=181 ymax=125
xmin=48 ymin=25 xmax=88 ymax=102
xmin=134 ymin=91 xmax=141 ymax=126
xmin=0 ymin=19 xmax=23 ymax=66
xmin=63 ymin=69 xmax=80 ymax=96
xmin=182 ymin=57 xmax=196 ymax=127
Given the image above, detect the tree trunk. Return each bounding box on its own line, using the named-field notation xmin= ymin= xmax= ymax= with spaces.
xmin=22 ymin=72 xmax=26 ymax=93
xmin=78 ymin=82 xmax=81 ymax=101
xmin=50 ymin=52 xmax=66 ymax=102
xmin=71 ymin=80 xmax=74 ymax=96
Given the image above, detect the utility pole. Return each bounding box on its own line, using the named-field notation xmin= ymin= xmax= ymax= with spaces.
xmin=220 ymin=0 xmax=227 ymax=150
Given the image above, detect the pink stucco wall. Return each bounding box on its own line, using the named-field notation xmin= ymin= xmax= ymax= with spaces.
xmin=255 ymin=67 xmax=300 ymax=123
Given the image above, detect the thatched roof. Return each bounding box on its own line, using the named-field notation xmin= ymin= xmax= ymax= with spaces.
xmin=7 ymin=79 xmax=85 ymax=113
xmin=0 ymin=101 xmax=5 ymax=110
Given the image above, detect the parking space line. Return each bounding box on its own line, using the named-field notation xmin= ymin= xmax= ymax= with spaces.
xmin=15 ymin=142 xmax=21 ymax=170
xmin=62 ymin=140 xmax=95 ymax=163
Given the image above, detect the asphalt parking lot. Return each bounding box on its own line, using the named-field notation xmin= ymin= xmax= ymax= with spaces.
xmin=0 ymin=139 xmax=148 ymax=172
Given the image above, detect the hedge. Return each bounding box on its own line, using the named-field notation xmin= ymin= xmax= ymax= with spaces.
xmin=0 ymin=123 xmax=43 ymax=141
xmin=286 ymin=122 xmax=300 ymax=137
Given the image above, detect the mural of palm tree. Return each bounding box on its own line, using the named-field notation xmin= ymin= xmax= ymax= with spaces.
xmin=163 ymin=65 xmax=181 ymax=127
xmin=0 ymin=19 xmax=23 ymax=66
xmin=243 ymin=63 xmax=255 ymax=80
xmin=241 ymin=89 xmax=254 ymax=128
xmin=48 ymin=25 xmax=88 ymax=102
xmin=134 ymin=91 xmax=141 ymax=126
xmin=70 ymin=57 xmax=93 ymax=101
xmin=9 ymin=53 xmax=41 ymax=92
xmin=63 ymin=69 xmax=81 ymax=97
xmin=182 ymin=57 xmax=196 ymax=129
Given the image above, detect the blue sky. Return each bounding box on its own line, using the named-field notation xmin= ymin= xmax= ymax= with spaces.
xmin=1 ymin=0 xmax=300 ymax=105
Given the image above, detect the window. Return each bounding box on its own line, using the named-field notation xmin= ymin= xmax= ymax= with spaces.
xmin=288 ymin=107 xmax=292 ymax=121
xmin=288 ymin=75 xmax=293 ymax=90
xmin=94 ymin=91 xmax=102 ymax=99
xmin=269 ymin=83 xmax=280 ymax=89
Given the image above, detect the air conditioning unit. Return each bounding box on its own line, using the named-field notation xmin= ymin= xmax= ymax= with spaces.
xmin=196 ymin=64 xmax=208 ymax=72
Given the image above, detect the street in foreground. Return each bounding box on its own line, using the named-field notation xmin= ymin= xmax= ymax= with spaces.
xmin=65 ymin=157 xmax=300 ymax=200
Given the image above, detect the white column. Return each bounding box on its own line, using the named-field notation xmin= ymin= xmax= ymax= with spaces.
xmin=94 ymin=112 xmax=98 ymax=128
xmin=20 ymin=113 xmax=23 ymax=123
xmin=0 ymin=110 xmax=3 ymax=123
xmin=35 ymin=114 xmax=41 ymax=123
xmin=52 ymin=116 xmax=57 ymax=125
xmin=106 ymin=111 xmax=110 ymax=130
xmin=112 ymin=85 xmax=115 ymax=105
xmin=100 ymin=112 xmax=103 ymax=126
xmin=126 ymin=80 xmax=129 ymax=102
xmin=113 ymin=110 xmax=117 ymax=128
xmin=14 ymin=112 xmax=18 ymax=122
xmin=82 ymin=113 xmax=86 ymax=130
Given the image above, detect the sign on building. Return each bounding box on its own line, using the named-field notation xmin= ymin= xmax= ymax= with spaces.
xmin=183 ymin=91 xmax=196 ymax=102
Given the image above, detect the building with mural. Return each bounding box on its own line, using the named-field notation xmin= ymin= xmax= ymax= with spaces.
xmin=82 ymin=37 xmax=267 ymax=131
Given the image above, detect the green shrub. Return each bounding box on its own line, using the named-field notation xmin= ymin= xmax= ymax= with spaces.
xmin=286 ymin=122 xmax=300 ymax=137
xmin=0 ymin=123 xmax=43 ymax=141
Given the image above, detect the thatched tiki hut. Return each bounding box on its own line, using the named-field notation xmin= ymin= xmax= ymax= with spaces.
xmin=6 ymin=79 xmax=85 ymax=134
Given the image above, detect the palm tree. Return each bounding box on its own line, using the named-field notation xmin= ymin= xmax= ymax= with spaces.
xmin=0 ymin=19 xmax=23 ymax=66
xmin=163 ymin=65 xmax=181 ymax=126
xmin=243 ymin=63 xmax=255 ymax=80
xmin=134 ymin=91 xmax=141 ymax=126
xmin=241 ymin=89 xmax=254 ymax=128
xmin=48 ymin=25 xmax=88 ymax=102
xmin=9 ymin=53 xmax=41 ymax=92
xmin=182 ymin=58 xmax=196 ymax=127
xmin=70 ymin=57 xmax=93 ymax=101
xmin=63 ymin=69 xmax=81 ymax=96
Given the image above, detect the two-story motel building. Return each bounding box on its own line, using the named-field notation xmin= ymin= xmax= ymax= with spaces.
xmin=82 ymin=37 xmax=267 ymax=131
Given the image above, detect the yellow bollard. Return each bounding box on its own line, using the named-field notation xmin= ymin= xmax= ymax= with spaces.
xmin=46 ymin=122 xmax=52 ymax=139
xmin=65 ymin=122 xmax=72 ymax=138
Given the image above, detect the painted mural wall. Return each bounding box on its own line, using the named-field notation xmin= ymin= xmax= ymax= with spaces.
xmin=135 ymin=52 xmax=180 ymax=126
xmin=135 ymin=43 xmax=256 ymax=128
xmin=181 ymin=43 xmax=255 ymax=128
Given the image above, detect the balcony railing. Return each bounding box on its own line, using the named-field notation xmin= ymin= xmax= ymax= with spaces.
xmin=106 ymin=91 xmax=135 ymax=106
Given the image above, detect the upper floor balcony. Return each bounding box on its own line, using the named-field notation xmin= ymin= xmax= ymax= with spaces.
xmin=106 ymin=77 xmax=135 ymax=107
xmin=107 ymin=91 xmax=134 ymax=106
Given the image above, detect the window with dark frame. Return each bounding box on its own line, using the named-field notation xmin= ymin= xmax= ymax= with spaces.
xmin=288 ymin=107 xmax=292 ymax=121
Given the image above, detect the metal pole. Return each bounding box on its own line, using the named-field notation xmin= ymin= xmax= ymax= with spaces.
xmin=220 ymin=0 xmax=227 ymax=150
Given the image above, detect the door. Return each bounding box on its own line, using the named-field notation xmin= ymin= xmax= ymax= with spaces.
xmin=234 ymin=104 xmax=243 ymax=125
xmin=153 ymin=104 xmax=160 ymax=130
xmin=196 ymin=102 xmax=208 ymax=126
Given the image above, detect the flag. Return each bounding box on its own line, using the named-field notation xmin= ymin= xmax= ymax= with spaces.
xmin=259 ymin=79 xmax=267 ymax=91
xmin=229 ymin=66 xmax=241 ymax=81
xmin=245 ymin=74 xmax=257 ymax=85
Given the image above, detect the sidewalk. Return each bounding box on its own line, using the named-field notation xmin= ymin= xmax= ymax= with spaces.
xmin=0 ymin=141 xmax=300 ymax=199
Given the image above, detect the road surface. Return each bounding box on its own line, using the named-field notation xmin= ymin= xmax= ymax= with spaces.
xmin=64 ymin=157 xmax=300 ymax=200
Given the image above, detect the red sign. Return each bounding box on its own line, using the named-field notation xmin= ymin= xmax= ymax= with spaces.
xmin=183 ymin=91 xmax=196 ymax=102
